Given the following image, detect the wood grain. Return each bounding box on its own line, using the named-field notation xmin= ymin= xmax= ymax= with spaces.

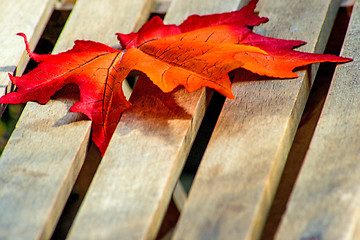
xmin=172 ymin=0 xmax=343 ymax=240
xmin=275 ymin=1 xmax=360 ymax=239
xmin=0 ymin=0 xmax=154 ymax=239
xmin=67 ymin=1 xmax=250 ymax=239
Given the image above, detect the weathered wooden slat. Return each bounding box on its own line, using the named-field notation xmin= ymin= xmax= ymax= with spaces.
xmin=0 ymin=0 xmax=56 ymax=112
xmin=0 ymin=0 xmax=154 ymax=239
xmin=171 ymin=0 xmax=343 ymax=240
xmin=67 ymin=1 xmax=251 ymax=239
xmin=275 ymin=1 xmax=360 ymax=239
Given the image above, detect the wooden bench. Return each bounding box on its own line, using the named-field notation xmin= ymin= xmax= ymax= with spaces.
xmin=0 ymin=0 xmax=359 ymax=239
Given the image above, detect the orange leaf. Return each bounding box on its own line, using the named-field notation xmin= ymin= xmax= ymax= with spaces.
xmin=0 ymin=0 xmax=352 ymax=154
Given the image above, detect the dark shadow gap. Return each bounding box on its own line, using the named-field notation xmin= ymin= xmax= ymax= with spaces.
xmin=260 ymin=6 xmax=352 ymax=240
xmin=155 ymin=198 xmax=181 ymax=240
xmin=180 ymin=91 xmax=226 ymax=193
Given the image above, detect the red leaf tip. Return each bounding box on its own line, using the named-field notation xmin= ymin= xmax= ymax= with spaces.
xmin=16 ymin=33 xmax=31 ymax=54
xmin=16 ymin=32 xmax=26 ymax=38
xmin=7 ymin=73 xmax=15 ymax=86
xmin=16 ymin=32 xmax=42 ymax=62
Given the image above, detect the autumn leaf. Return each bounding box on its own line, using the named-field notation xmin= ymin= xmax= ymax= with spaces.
xmin=1 ymin=33 xmax=131 ymax=153
xmin=0 ymin=0 xmax=352 ymax=154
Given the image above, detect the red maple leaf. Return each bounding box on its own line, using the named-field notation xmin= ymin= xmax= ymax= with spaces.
xmin=0 ymin=0 xmax=351 ymax=154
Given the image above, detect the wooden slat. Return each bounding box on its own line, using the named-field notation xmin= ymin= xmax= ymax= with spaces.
xmin=56 ymin=0 xmax=76 ymax=10
xmin=0 ymin=0 xmax=56 ymax=112
xmin=57 ymin=0 xmax=172 ymax=13
xmin=153 ymin=0 xmax=172 ymax=13
xmin=275 ymin=1 xmax=360 ymax=239
xmin=67 ymin=0 xmax=251 ymax=239
xmin=0 ymin=0 xmax=154 ymax=239
xmin=171 ymin=0 xmax=343 ymax=240
xmin=341 ymin=0 xmax=356 ymax=7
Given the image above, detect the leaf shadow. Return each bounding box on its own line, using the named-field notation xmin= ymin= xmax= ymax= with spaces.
xmin=0 ymin=65 xmax=16 ymax=73
xmin=231 ymin=69 xmax=278 ymax=83
xmin=51 ymin=84 xmax=88 ymax=127
xmin=128 ymin=75 xmax=193 ymax=120
xmin=118 ymin=75 xmax=196 ymax=143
